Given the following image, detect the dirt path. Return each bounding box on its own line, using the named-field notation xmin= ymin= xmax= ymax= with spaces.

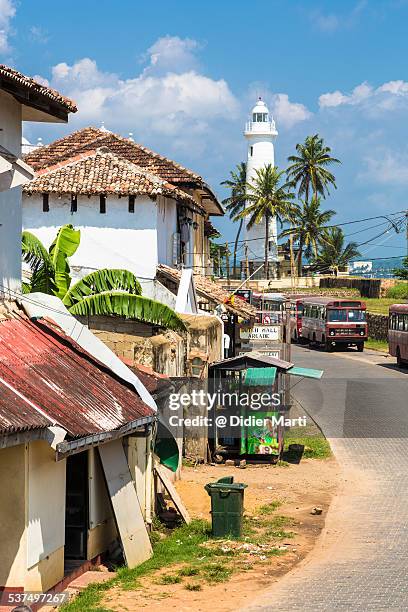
xmin=103 ymin=458 xmax=339 ymax=612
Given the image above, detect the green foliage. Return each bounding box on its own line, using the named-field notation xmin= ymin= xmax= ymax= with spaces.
xmin=235 ymin=164 xmax=295 ymax=277
xmin=280 ymin=197 xmax=336 ymax=275
xmin=221 ymin=162 xmax=247 ymax=272
xmin=63 ymin=269 xmax=142 ymax=307
xmin=286 ymin=134 xmax=341 ymax=203
xmin=313 ymin=227 xmax=360 ymax=276
xmin=22 ymin=225 xmax=185 ymax=332
xmin=392 ymin=257 xmax=408 ymax=280
xmin=258 ymin=501 xmax=282 ymax=515
xmin=284 ymin=434 xmax=332 ymax=459
xmin=69 ymin=293 xmax=187 ymax=332
xmin=49 ymin=225 xmax=81 ymax=298
xmin=22 ymin=230 xmax=56 ymax=294
xmin=386 ymin=282 xmax=408 ymax=300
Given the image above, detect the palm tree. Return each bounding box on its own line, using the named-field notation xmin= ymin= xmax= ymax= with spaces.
xmin=22 ymin=225 xmax=186 ymax=332
xmin=287 ymin=134 xmax=340 ymax=203
xmin=221 ymin=162 xmax=247 ymax=276
xmin=313 ymin=227 xmax=361 ymax=276
xmin=236 ymin=165 xmax=295 ymax=279
xmin=280 ymin=197 xmax=336 ymax=276
xmin=209 ymin=239 xmax=229 ymax=277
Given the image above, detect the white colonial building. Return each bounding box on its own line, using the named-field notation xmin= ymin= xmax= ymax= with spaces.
xmin=244 ymin=98 xmax=279 ymax=274
xmin=22 ymin=128 xmax=222 ymax=281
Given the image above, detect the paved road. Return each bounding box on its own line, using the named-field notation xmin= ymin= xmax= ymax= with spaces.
xmin=245 ymin=345 xmax=408 ymax=612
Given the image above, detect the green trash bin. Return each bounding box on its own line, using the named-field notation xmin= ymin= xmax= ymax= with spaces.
xmin=205 ymin=476 xmax=247 ymax=538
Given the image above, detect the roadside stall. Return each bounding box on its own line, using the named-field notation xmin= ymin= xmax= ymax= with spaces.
xmin=208 ymin=353 xmax=323 ymax=464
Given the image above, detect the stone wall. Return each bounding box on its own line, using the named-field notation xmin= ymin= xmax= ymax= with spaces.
xmin=319 ymin=277 xmax=408 ymax=298
xmin=367 ymin=312 xmax=389 ymax=341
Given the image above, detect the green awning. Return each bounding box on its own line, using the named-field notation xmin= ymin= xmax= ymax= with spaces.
xmin=243 ymin=367 xmax=277 ymax=386
xmin=288 ymin=366 xmax=323 ymax=379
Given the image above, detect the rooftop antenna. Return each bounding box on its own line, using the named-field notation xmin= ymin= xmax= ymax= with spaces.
xmin=128 ymin=132 xmax=134 ymax=141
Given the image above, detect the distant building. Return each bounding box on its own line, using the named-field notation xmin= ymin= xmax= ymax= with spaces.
xmin=23 ymin=128 xmax=223 ymax=279
xmin=244 ymin=98 xmax=278 ymax=277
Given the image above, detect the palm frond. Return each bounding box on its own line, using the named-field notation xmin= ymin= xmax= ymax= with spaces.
xmin=49 ymin=225 xmax=81 ymax=299
xmin=68 ymin=292 xmax=187 ymax=333
xmin=63 ymin=269 xmax=142 ymax=307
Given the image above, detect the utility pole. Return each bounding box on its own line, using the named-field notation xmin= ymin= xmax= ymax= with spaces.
xmin=406 ymin=210 xmax=408 ymax=258
xmin=245 ymin=243 xmax=250 ymax=287
xmin=226 ymin=242 xmax=230 ymax=285
xmin=283 ymin=298 xmax=292 ymax=416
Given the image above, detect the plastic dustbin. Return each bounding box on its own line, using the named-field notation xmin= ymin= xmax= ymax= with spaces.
xmin=205 ymin=476 xmax=247 ymax=538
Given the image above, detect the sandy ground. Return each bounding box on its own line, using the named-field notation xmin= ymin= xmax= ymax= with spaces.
xmin=103 ymin=457 xmax=340 ymax=612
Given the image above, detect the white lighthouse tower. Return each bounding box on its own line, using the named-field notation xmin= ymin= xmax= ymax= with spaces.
xmin=244 ymin=98 xmax=278 ymax=275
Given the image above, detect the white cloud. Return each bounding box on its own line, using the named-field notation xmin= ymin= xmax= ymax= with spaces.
xmin=318 ymin=79 xmax=408 ymax=112
xmin=36 ymin=37 xmax=239 ymax=156
xmin=270 ymin=93 xmax=312 ymax=128
xmin=319 ymin=82 xmax=373 ymax=108
xmin=143 ymin=35 xmax=200 ymax=75
xmin=0 ymin=0 xmax=16 ymax=54
xmin=29 ymin=25 xmax=48 ymax=44
xmin=361 ymin=150 xmax=408 ymax=185
xmin=311 ymin=0 xmax=367 ymax=33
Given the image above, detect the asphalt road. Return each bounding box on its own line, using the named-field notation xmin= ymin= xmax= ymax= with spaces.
xmin=245 ymin=344 xmax=408 ymax=612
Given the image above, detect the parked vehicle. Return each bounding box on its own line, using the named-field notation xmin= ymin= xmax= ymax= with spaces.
xmin=251 ymin=292 xmax=285 ymax=324
xmin=301 ymin=297 xmax=368 ymax=352
xmin=290 ymin=297 xmax=306 ymax=342
xmin=389 ymin=304 xmax=408 ymax=367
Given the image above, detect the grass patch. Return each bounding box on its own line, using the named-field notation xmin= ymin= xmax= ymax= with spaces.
xmin=157 ymin=573 xmax=182 ymax=585
xmin=178 ymin=566 xmax=200 ymax=577
xmin=201 ymin=562 xmax=233 ymax=583
xmin=285 ymin=426 xmax=331 ymax=460
xmin=386 ymin=283 xmax=408 ymax=300
xmin=185 ymin=583 xmax=202 ymax=591
xmin=62 ymin=503 xmax=296 ymax=610
xmin=364 ymin=298 xmax=396 ymax=315
xmin=258 ymin=501 xmax=282 ymax=515
xmin=365 ymin=338 xmax=389 ymax=352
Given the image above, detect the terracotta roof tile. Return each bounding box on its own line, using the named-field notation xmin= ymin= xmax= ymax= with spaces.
xmin=157 ymin=264 xmax=256 ymax=319
xmin=0 ymin=64 xmax=77 ymax=113
xmin=24 ymin=127 xmax=202 ymax=184
xmin=23 ymin=149 xmax=201 ymax=207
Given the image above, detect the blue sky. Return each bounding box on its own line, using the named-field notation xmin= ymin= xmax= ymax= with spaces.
xmin=3 ymin=0 xmax=408 ymax=259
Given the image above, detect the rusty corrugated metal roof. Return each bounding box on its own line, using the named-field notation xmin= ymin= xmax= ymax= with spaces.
xmin=0 ymin=313 xmax=154 ymax=437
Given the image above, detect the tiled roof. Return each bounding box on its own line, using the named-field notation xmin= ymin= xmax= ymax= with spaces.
xmin=23 ymin=148 xmax=200 ymax=206
xmin=0 ymin=303 xmax=153 ymax=437
xmin=156 ymin=264 xmax=256 ymax=319
xmin=24 ymin=127 xmax=202 ymax=184
xmin=0 ymin=64 xmax=77 ymax=113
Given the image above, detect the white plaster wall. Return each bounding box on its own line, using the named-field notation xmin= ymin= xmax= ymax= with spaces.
xmin=27 ymin=441 xmax=66 ymax=569
xmin=156 ymin=195 xmax=177 ymax=267
xmin=23 ymin=193 xmax=160 ymax=279
xmin=0 ymin=90 xmax=23 ymax=295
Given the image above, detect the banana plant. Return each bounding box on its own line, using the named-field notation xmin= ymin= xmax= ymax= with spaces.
xmin=22 ymin=225 xmax=186 ymax=333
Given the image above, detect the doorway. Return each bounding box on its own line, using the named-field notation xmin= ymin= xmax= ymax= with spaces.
xmin=64 ymin=451 xmax=88 ymax=563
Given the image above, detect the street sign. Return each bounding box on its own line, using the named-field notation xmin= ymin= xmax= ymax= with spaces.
xmin=240 ymin=325 xmax=281 ymax=341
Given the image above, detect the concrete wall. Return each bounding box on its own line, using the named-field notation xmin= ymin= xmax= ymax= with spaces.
xmin=0 ymin=90 xmax=23 ymax=296
xmin=26 ymin=441 xmax=66 ymax=591
xmin=0 ymin=444 xmax=26 ymax=588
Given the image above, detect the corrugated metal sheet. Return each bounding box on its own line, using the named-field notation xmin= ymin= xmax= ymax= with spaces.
xmin=0 ymin=315 xmax=153 ymax=436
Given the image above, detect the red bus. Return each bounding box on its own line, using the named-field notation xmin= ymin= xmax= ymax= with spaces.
xmin=388 ymin=304 xmax=408 ymax=367
xmin=290 ymin=297 xmax=308 ymax=342
xmin=301 ymin=298 xmax=368 ymax=352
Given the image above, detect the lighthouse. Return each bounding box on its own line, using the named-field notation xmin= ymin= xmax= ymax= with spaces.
xmin=244 ymin=98 xmax=278 ymax=275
